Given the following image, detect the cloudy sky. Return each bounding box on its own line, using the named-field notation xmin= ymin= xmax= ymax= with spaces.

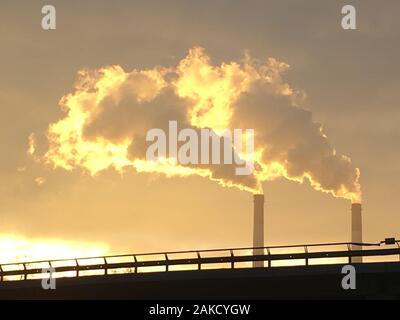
xmin=0 ymin=0 xmax=399 ymax=261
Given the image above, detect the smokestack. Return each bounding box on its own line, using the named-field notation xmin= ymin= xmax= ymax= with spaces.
xmin=351 ymin=203 xmax=363 ymax=263
xmin=253 ymin=194 xmax=264 ymax=267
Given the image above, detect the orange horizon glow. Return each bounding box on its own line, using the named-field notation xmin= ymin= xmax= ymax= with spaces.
xmin=0 ymin=234 xmax=108 ymax=264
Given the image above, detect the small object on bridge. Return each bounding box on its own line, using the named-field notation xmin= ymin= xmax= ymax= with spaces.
xmin=384 ymin=237 xmax=396 ymax=245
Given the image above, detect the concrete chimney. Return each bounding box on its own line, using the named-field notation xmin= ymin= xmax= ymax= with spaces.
xmin=351 ymin=203 xmax=363 ymax=263
xmin=253 ymin=194 xmax=264 ymax=267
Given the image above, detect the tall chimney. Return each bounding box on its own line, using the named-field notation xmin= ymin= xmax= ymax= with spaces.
xmin=351 ymin=203 xmax=363 ymax=263
xmin=253 ymin=194 xmax=264 ymax=267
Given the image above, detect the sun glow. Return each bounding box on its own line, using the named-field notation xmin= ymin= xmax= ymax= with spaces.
xmin=0 ymin=235 xmax=108 ymax=264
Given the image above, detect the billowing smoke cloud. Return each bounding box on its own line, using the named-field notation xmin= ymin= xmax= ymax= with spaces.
xmin=41 ymin=47 xmax=361 ymax=202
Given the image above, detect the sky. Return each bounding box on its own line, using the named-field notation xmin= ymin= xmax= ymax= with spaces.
xmin=0 ymin=0 xmax=399 ymax=262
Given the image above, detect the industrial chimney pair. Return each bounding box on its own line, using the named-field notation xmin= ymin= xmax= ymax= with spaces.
xmin=251 ymin=195 xmax=363 ymax=267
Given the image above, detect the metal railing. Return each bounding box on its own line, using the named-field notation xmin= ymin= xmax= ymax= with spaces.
xmin=1 ymin=238 xmax=399 ymax=281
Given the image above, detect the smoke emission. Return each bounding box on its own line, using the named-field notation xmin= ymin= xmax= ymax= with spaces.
xmin=39 ymin=47 xmax=361 ymax=202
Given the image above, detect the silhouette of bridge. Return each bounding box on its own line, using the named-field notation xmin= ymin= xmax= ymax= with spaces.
xmin=1 ymin=238 xmax=400 ymax=299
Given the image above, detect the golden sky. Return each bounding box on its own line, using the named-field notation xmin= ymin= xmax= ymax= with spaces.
xmin=0 ymin=0 xmax=399 ymax=262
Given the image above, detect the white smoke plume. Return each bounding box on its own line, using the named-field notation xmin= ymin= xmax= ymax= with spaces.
xmin=40 ymin=47 xmax=361 ymax=202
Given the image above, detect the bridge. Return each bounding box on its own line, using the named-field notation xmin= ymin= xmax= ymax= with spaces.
xmin=1 ymin=238 xmax=400 ymax=299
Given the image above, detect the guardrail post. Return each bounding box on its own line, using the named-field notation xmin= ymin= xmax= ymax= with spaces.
xmin=230 ymin=250 xmax=234 ymax=269
xmin=75 ymin=259 xmax=79 ymax=277
xmin=49 ymin=261 xmax=53 ymax=278
xmin=304 ymin=246 xmax=309 ymax=266
xmin=104 ymin=258 xmax=108 ymax=275
xmin=197 ymin=252 xmax=201 ymax=270
xmin=347 ymin=244 xmax=352 ymax=264
xmin=133 ymin=255 xmax=138 ymax=273
xmin=23 ymin=263 xmax=27 ymax=280
xmin=165 ymin=254 xmax=169 ymax=272
xmin=267 ymin=248 xmax=271 ymax=267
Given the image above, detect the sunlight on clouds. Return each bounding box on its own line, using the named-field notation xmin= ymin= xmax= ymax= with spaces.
xmin=37 ymin=47 xmax=361 ymax=202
